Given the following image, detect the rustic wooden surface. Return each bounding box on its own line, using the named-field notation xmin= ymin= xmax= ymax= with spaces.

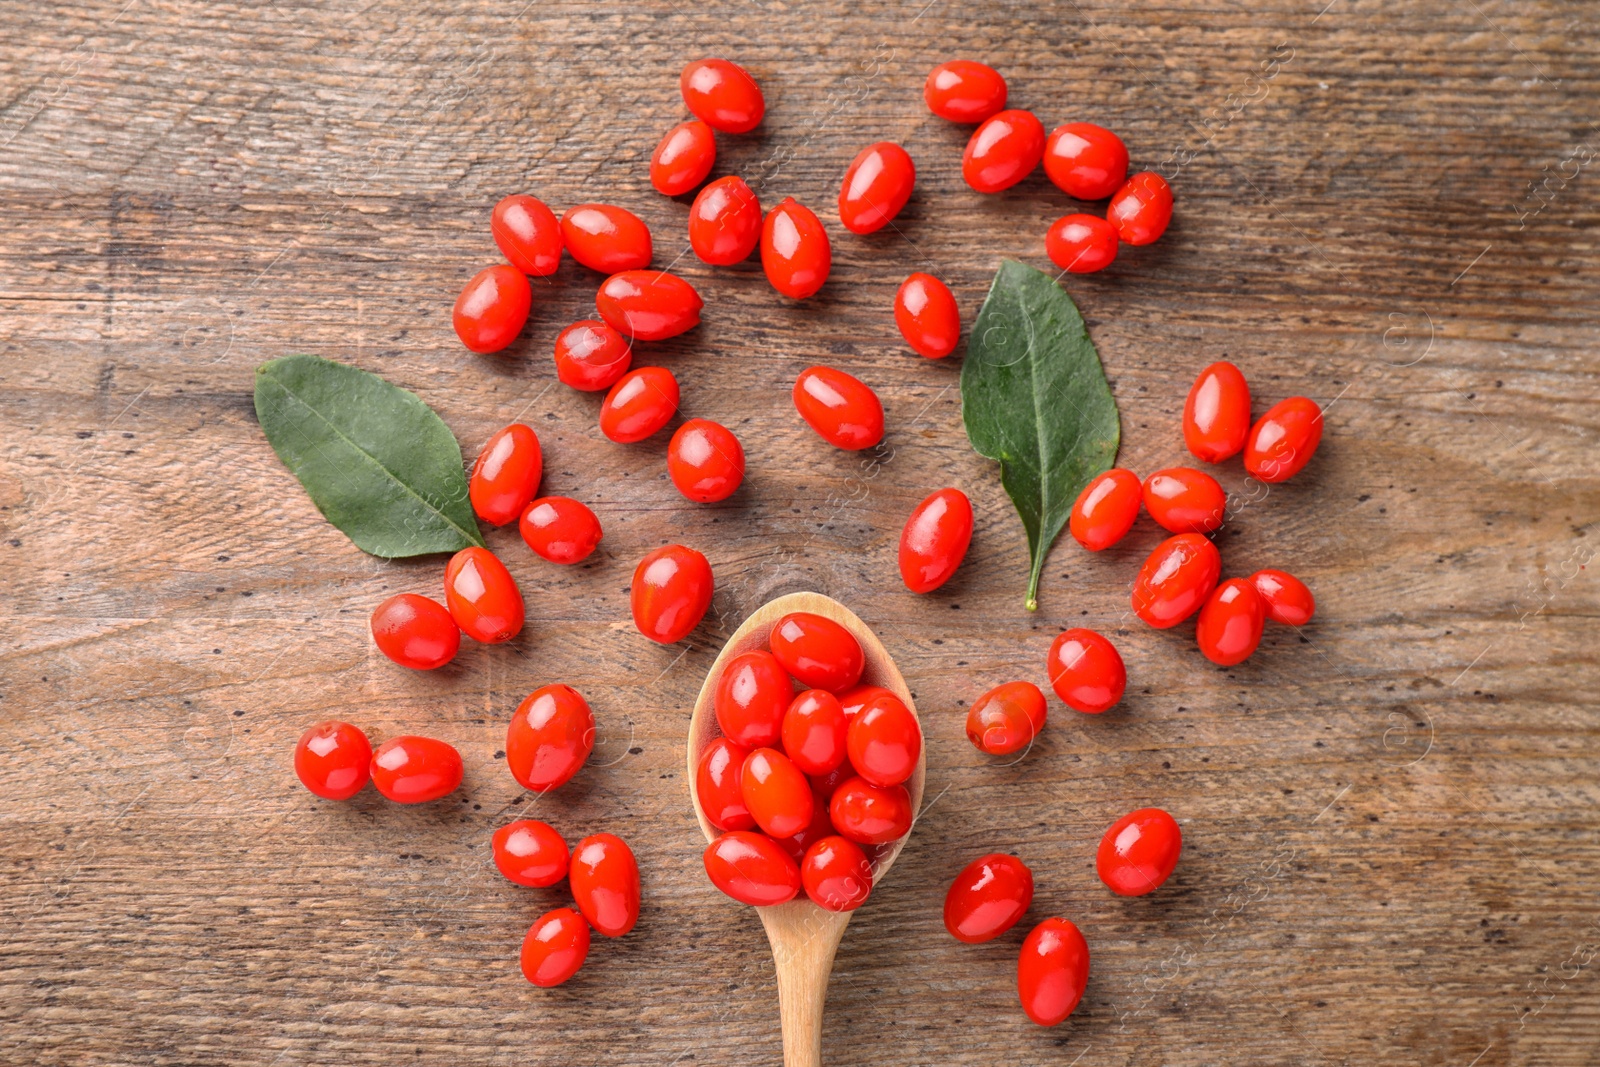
xmin=2 ymin=2 xmax=1598 ymax=1064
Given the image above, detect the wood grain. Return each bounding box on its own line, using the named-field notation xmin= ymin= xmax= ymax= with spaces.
xmin=2 ymin=1 xmax=1599 ymax=1065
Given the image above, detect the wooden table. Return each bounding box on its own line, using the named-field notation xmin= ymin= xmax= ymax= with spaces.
xmin=3 ymin=2 xmax=1597 ymax=1064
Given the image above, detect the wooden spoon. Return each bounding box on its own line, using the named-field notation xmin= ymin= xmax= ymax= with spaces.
xmin=687 ymin=592 xmax=926 ymax=1067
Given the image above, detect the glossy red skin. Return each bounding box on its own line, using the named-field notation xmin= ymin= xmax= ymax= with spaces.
xmin=697 ymin=737 xmax=755 ymax=831
xmin=1018 ymin=917 xmax=1090 ymax=1026
xmin=470 ymin=423 xmax=543 ymax=526
xmin=1183 ymin=361 xmax=1251 ymax=463
xmin=846 ymin=695 xmax=922 ymax=787
xmin=965 ymin=681 xmax=1048 ymax=756
xmin=838 ymin=142 xmax=915 ymax=234
xmin=1097 ymin=807 xmax=1182 ymax=896
xmin=294 ymin=720 xmax=372 ymax=800
xmin=899 ymin=487 xmax=973 ymax=593
xmin=944 ymin=853 xmax=1034 ymax=943
xmin=962 ymin=109 xmax=1045 ymax=193
xmin=837 ymin=684 xmax=896 ymax=722
xmin=703 ymin=831 xmax=801 ymax=906
xmin=1196 ymin=578 xmax=1267 ymax=666
xmin=520 ymin=907 xmax=590 ymax=987
xmin=688 ymin=176 xmax=761 ymax=265
xmin=1045 ymin=214 xmax=1119 ymax=274
xmin=1251 ymin=569 xmax=1315 ymax=626
xmin=1142 ymin=467 xmax=1226 ymax=534
xmin=453 ymin=265 xmax=531 ymax=354
xmin=808 ymin=764 xmax=855 ymax=802
xmin=569 ymin=833 xmax=640 ymax=937
xmin=491 ymin=819 xmax=570 ymax=887
xmin=774 ymin=789 xmax=836 ymax=864
xmin=1108 ymin=171 xmax=1174 ymax=246
xmin=741 ymin=747 xmax=815 ymax=839
xmin=370 ymin=593 xmax=459 ymax=671
xmin=761 ymin=197 xmax=831 ymax=299
xmin=559 ymin=203 xmax=652 ymax=273
xmin=631 ymin=544 xmax=713 ymax=644
xmin=1131 ymin=533 xmax=1222 ymax=628
xmin=829 ymin=776 xmax=913 ymax=845
xmin=770 ymin=611 xmax=864 ymax=692
xmin=714 ymin=650 xmax=793 ymax=747
xmin=680 ymin=58 xmax=765 ymax=133
xmin=793 ymin=366 xmax=884 ymax=450
xmin=506 ymin=683 xmax=595 ymax=793
xmin=595 ymin=270 xmax=703 ymax=341
xmin=923 ymin=60 xmax=1008 ymax=123
xmin=519 ymin=496 xmax=603 ymax=565
xmin=444 ymin=547 xmax=524 ymax=644
xmin=668 ymin=419 xmax=745 ymax=503
xmin=1069 ymin=468 xmax=1142 ymax=551
xmin=552 ymin=320 xmax=632 ymax=392
xmin=600 ymin=366 xmax=679 ymax=444
xmin=1244 ymin=396 xmax=1323 ymax=483
xmin=651 ymin=119 xmax=716 ymax=197
xmin=894 ymin=273 xmax=960 ymax=359
xmin=1043 ymin=123 xmax=1129 ymax=200
xmin=370 ymin=735 xmax=462 ymax=804
xmin=781 ymin=689 xmax=848 ymax=776
xmin=802 ymin=835 xmax=874 ymax=912
xmin=491 ymin=194 xmax=562 ymax=276
xmin=1047 ymin=628 xmax=1126 ymax=714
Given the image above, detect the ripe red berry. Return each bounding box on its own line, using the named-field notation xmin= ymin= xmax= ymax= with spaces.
xmin=443 ymin=547 xmax=524 ymax=644
xmin=370 ymin=593 xmax=460 ymax=671
xmin=521 ymin=907 xmax=590 ymax=987
xmin=651 ymin=119 xmax=716 ymax=197
xmin=703 ymin=831 xmax=800 ymax=906
xmin=599 ymin=366 xmax=679 ymax=444
xmin=1108 ymin=171 xmax=1173 ymax=246
xmin=1017 ymin=918 xmax=1090 ymax=1026
xmin=491 ymin=194 xmax=562 ymax=276
xmin=492 ymin=819 xmax=569 ymax=887
xmin=714 ymin=650 xmax=793 ymax=748
xmin=370 ymin=735 xmax=463 ymax=804
xmin=688 ymin=176 xmax=761 ymax=265
xmin=923 ymin=60 xmax=1007 ymax=123
xmin=294 ymin=720 xmax=372 ymax=800
xmin=1196 ymin=577 xmax=1267 ymax=666
xmin=894 ymin=273 xmax=960 ymax=359
xmin=453 ymin=265 xmax=531 ymax=354
xmin=697 ymin=736 xmax=755 ymax=831
xmin=1045 ymin=214 xmax=1119 ymax=274
xmin=741 ymin=747 xmax=814 ymax=839
xmin=667 ymin=419 xmax=744 ymax=503
xmin=1251 ymin=569 xmax=1315 ymax=626
xmin=559 ymin=203 xmax=652 ymax=272
xmin=801 ymin=835 xmax=874 ymax=912
xmin=1141 ymin=467 xmax=1226 ymax=534
xmin=828 ymin=776 xmax=913 ymax=844
xmin=505 ymin=683 xmax=595 ymax=793
xmin=781 ymin=689 xmax=848 ymax=776
xmin=963 ymin=109 xmax=1045 ymax=193
xmin=1047 ymin=628 xmax=1126 ymax=714
xmin=595 ymin=270 xmax=703 ymax=341
xmin=774 ymin=791 xmax=836 ymax=867
xmin=519 ymin=496 xmax=603 ymax=565
xmin=1043 ymin=123 xmax=1129 ymax=200
xmin=793 ymin=365 xmax=884 ymax=450
xmin=631 ymin=544 xmax=713 ymax=644
xmin=899 ymin=488 xmax=973 ymax=594
xmin=838 ymin=142 xmax=915 ymax=234
xmin=469 ymin=423 xmax=543 ymax=526
xmin=965 ymin=681 xmax=1047 ymax=756
xmin=769 ymin=611 xmax=864 ymax=692
xmin=1183 ymin=361 xmax=1251 ymax=463
xmin=1131 ymin=533 xmax=1221 ymax=628
xmin=761 ymin=197 xmax=831 ymax=299
xmin=837 ymin=684 xmax=896 ymax=723
xmin=1244 ymin=396 xmax=1323 ymax=483
xmin=944 ymin=853 xmax=1034 ymax=943
xmin=680 ymin=58 xmax=765 ymax=133
xmin=552 ymin=320 xmax=632 ymax=392
xmin=569 ymin=833 xmax=640 ymax=938
xmin=1097 ymin=807 xmax=1182 ymax=896
xmin=845 ymin=694 xmax=922 ymax=788
xmin=1069 ymin=468 xmax=1141 ymax=551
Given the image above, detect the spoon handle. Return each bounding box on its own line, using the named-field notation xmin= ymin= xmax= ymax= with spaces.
xmin=761 ymin=903 xmax=851 ymax=1067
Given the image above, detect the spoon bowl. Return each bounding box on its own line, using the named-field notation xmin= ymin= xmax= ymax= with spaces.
xmin=687 ymin=592 xmax=925 ymax=1067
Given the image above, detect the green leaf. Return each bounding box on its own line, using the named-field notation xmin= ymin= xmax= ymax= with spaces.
xmin=961 ymin=260 xmax=1120 ymax=611
xmin=254 ymin=355 xmax=484 ymax=558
